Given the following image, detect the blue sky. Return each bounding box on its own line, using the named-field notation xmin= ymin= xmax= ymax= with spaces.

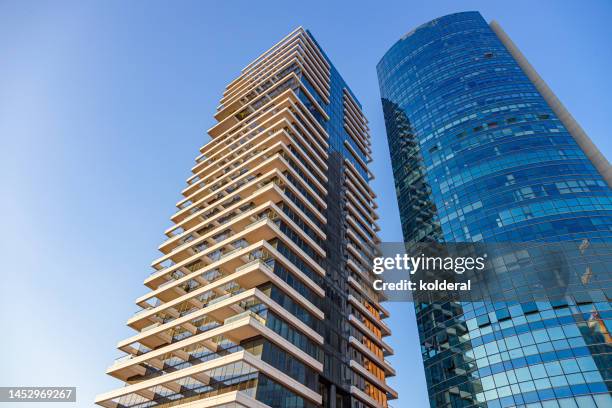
xmin=1 ymin=1 xmax=611 ymax=407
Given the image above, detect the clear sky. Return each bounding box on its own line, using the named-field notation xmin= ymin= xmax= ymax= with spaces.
xmin=1 ymin=1 xmax=611 ymax=407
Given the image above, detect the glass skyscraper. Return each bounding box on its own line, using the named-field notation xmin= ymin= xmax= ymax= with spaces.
xmin=95 ymin=28 xmax=396 ymax=408
xmin=377 ymin=11 xmax=612 ymax=408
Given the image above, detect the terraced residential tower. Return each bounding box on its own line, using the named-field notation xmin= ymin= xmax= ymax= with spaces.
xmin=95 ymin=27 xmax=397 ymax=408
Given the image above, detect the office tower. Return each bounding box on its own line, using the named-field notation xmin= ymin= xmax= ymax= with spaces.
xmin=96 ymin=27 xmax=396 ymax=408
xmin=377 ymin=11 xmax=612 ymax=408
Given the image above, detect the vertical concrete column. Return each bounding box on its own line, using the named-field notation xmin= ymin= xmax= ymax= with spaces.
xmin=329 ymin=384 xmax=337 ymax=408
xmin=491 ymin=20 xmax=612 ymax=187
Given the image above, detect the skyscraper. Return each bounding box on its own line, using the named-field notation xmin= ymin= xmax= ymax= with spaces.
xmin=95 ymin=27 xmax=396 ymax=408
xmin=377 ymin=11 xmax=612 ymax=408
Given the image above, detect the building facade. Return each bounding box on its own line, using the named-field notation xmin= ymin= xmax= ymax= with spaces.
xmin=96 ymin=28 xmax=396 ymax=408
xmin=377 ymin=11 xmax=612 ymax=408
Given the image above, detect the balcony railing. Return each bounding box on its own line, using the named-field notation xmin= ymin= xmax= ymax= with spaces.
xmin=112 ymin=354 xmax=133 ymax=366
xmin=132 ymin=306 xmax=154 ymax=319
xmin=224 ymin=310 xmax=266 ymax=326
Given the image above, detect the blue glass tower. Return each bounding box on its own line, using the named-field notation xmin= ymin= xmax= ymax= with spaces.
xmin=377 ymin=11 xmax=612 ymax=408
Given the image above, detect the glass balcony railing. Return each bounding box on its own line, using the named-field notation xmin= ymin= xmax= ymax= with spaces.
xmin=112 ymin=353 xmax=134 ymax=366
xmin=157 ymin=278 xmax=177 ymax=290
xmin=140 ymin=322 xmax=161 ymax=333
xmin=116 ymin=370 xmax=258 ymax=408
xmin=163 ymin=226 xmax=185 ymax=242
xmin=234 ymin=259 xmax=260 ymax=273
xmin=224 ymin=310 xmax=266 ymax=326
xmin=207 ymin=293 xmax=231 ymax=306
xmin=132 ymin=306 xmax=154 ymax=319
xmin=150 ymin=258 xmax=176 ymax=275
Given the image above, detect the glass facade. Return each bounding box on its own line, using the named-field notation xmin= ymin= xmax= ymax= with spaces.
xmin=307 ymin=31 xmax=397 ymax=408
xmin=377 ymin=11 xmax=612 ymax=408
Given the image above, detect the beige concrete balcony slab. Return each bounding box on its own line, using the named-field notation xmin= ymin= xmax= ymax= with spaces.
xmin=347 ymin=200 xmax=379 ymax=234
xmin=348 ymin=336 xmax=395 ymax=377
xmin=96 ymin=349 xmax=322 ymax=408
xmin=348 ymin=314 xmax=393 ymax=355
xmin=231 ymin=28 xmax=329 ymax=97
xmin=347 ymin=276 xmax=389 ymax=316
xmin=162 ymin=184 xmax=280 ymax=253
xmin=200 ymin=98 xmax=329 ymax=167
xmin=215 ymin=47 xmax=329 ymax=121
xmin=147 ymin=219 xmax=325 ymax=296
xmin=185 ymin=128 xmax=327 ymax=203
xmin=345 ymin=159 xmax=376 ymax=194
xmin=178 ymin=139 xmax=327 ymax=213
xmin=190 ymin=115 xmax=328 ymax=186
xmin=164 ymin=390 xmax=270 ymax=408
xmin=172 ymin=153 xmax=326 ymax=228
xmin=154 ymin=197 xmax=326 ymax=271
xmin=130 ymin=257 xmax=322 ymax=331
xmin=208 ymin=82 xmax=328 ymax=139
xmin=110 ymin=313 xmax=322 ymax=382
xmin=350 ymin=385 xmax=385 ymax=408
xmin=349 ymin=359 xmax=397 ymax=398
xmin=144 ymin=238 xmax=324 ymax=310
xmin=345 ymin=174 xmax=375 ymax=211
xmin=348 ymin=294 xmax=391 ymax=336
xmin=119 ymin=287 xmax=323 ymax=353
xmin=168 ymin=168 xmax=329 ymax=239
